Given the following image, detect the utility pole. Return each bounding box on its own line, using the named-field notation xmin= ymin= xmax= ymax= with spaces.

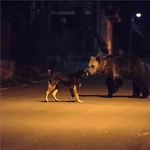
xmin=128 ymin=15 xmax=134 ymax=54
xmin=96 ymin=1 xmax=100 ymax=55
xmin=48 ymin=2 xmax=52 ymax=54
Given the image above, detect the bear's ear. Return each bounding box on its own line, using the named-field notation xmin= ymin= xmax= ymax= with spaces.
xmin=90 ymin=56 xmax=95 ymax=60
xmin=96 ymin=55 xmax=101 ymax=63
xmin=103 ymin=59 xmax=107 ymax=67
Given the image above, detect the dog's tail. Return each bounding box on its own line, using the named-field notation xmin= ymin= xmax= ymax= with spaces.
xmin=48 ymin=69 xmax=51 ymax=76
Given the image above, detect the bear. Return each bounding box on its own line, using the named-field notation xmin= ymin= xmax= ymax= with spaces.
xmin=88 ymin=54 xmax=150 ymax=98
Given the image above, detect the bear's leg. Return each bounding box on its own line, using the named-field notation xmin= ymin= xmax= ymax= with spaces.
xmin=105 ymin=78 xmax=116 ymax=97
xmin=114 ymin=78 xmax=123 ymax=94
xmin=131 ymin=82 xmax=140 ymax=98
xmin=115 ymin=78 xmax=123 ymax=87
xmin=141 ymin=85 xmax=149 ymax=98
xmin=133 ymin=79 xmax=149 ymax=98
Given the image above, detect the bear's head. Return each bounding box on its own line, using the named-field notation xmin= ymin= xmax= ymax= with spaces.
xmin=88 ymin=55 xmax=110 ymax=74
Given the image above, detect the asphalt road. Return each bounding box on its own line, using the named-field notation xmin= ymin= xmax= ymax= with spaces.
xmin=1 ymin=74 xmax=150 ymax=150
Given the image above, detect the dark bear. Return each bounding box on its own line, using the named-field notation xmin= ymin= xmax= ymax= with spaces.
xmin=88 ymin=54 xmax=150 ymax=98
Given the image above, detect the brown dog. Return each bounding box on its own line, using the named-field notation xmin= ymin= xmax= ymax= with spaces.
xmin=45 ymin=69 xmax=88 ymax=102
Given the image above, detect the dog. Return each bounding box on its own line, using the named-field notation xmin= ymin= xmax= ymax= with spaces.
xmin=45 ymin=69 xmax=88 ymax=102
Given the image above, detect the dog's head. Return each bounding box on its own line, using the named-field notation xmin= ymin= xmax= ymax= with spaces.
xmin=76 ymin=69 xmax=89 ymax=79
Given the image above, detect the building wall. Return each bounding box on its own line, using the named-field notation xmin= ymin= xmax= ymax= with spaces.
xmin=1 ymin=21 xmax=16 ymax=80
xmin=1 ymin=21 xmax=11 ymax=60
xmin=100 ymin=16 xmax=112 ymax=54
xmin=106 ymin=19 xmax=112 ymax=54
xmin=0 ymin=60 xmax=15 ymax=80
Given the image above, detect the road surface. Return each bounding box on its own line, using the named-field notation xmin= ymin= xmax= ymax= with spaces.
xmin=1 ymin=74 xmax=150 ymax=150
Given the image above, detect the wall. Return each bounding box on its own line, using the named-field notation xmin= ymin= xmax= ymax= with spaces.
xmin=0 ymin=60 xmax=15 ymax=80
xmin=101 ymin=16 xmax=112 ymax=54
xmin=1 ymin=21 xmax=15 ymax=80
xmin=1 ymin=21 xmax=11 ymax=60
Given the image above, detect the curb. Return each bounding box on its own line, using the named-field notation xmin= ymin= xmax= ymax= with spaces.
xmin=0 ymin=79 xmax=48 ymax=91
xmin=0 ymin=84 xmax=28 ymax=91
xmin=28 ymin=79 xmax=48 ymax=84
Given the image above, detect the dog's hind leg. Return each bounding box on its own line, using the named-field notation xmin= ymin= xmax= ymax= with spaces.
xmin=69 ymin=87 xmax=74 ymax=98
xmin=77 ymin=83 xmax=81 ymax=91
xmin=69 ymin=83 xmax=81 ymax=99
xmin=73 ymin=85 xmax=83 ymax=103
xmin=52 ymin=85 xmax=60 ymax=102
xmin=45 ymin=82 xmax=56 ymax=102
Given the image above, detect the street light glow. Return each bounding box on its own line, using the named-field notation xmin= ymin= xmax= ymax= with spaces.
xmin=136 ymin=13 xmax=141 ymax=17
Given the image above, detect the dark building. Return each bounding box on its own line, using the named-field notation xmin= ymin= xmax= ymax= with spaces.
xmin=4 ymin=1 xmax=150 ymax=78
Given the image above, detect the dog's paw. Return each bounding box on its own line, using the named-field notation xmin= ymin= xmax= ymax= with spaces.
xmin=69 ymin=96 xmax=73 ymax=99
xmin=54 ymin=99 xmax=60 ymax=102
xmin=78 ymin=100 xmax=83 ymax=103
xmin=45 ymin=100 xmax=49 ymax=102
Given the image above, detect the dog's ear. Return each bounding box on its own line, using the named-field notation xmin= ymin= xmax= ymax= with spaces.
xmin=90 ymin=56 xmax=95 ymax=60
xmin=48 ymin=69 xmax=51 ymax=75
xmin=78 ymin=69 xmax=86 ymax=74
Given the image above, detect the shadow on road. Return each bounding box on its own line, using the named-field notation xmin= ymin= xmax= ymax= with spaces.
xmin=40 ymin=100 xmax=76 ymax=103
xmin=79 ymin=94 xmax=130 ymax=98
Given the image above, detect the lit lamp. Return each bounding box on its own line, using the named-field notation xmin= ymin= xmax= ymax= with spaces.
xmin=136 ymin=13 xmax=141 ymax=17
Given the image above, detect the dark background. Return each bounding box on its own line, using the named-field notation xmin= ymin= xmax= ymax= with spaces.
xmin=1 ymin=1 xmax=150 ymax=67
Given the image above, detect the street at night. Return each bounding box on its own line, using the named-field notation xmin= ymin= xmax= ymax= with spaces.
xmin=1 ymin=74 xmax=150 ymax=150
xmin=1 ymin=1 xmax=150 ymax=150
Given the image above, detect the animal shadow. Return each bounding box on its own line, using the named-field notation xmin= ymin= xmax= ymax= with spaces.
xmin=79 ymin=94 xmax=131 ymax=98
xmin=79 ymin=94 xmax=105 ymax=98
xmin=40 ymin=100 xmax=76 ymax=103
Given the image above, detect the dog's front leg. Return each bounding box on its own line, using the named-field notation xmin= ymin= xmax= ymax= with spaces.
xmin=52 ymin=88 xmax=60 ymax=102
xmin=73 ymin=85 xmax=83 ymax=103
